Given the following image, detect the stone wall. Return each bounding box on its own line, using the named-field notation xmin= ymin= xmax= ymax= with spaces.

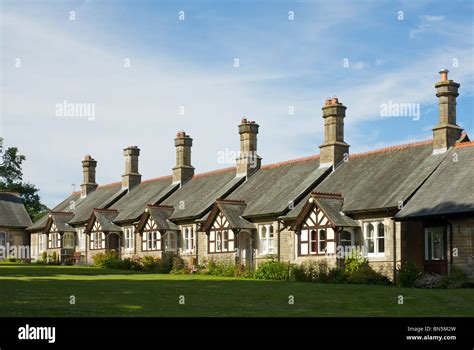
xmin=449 ymin=217 xmax=474 ymax=279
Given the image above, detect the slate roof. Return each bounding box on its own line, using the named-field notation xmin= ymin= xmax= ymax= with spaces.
xmin=202 ymin=200 xmax=255 ymax=231
xmin=92 ymin=210 xmax=122 ymax=232
xmin=0 ymin=192 xmax=32 ymax=228
xmin=396 ymin=143 xmax=474 ymax=219
xmin=227 ymin=156 xmax=329 ymax=218
xmin=48 ymin=212 xmax=75 ymax=232
xmin=138 ymin=205 xmax=180 ymax=232
xmin=68 ymin=184 xmax=126 ymax=225
xmin=311 ymin=193 xmax=359 ymax=227
xmin=27 ymin=193 xmax=80 ymax=231
xmin=110 ymin=176 xmax=177 ymax=223
xmin=162 ymin=168 xmax=245 ymax=221
xmin=315 ymin=141 xmax=445 ymax=213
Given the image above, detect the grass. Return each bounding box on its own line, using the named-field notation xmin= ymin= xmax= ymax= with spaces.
xmin=0 ymin=264 xmax=472 ymax=317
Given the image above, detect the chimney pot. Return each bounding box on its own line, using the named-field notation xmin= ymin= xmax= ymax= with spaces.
xmin=439 ymin=69 xmax=449 ymax=81
xmin=241 ymin=117 xmax=248 ymax=124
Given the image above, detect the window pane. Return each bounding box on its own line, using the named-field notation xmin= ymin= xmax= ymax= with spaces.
xmin=377 ymin=223 xmax=385 ymax=238
xmin=366 ymin=238 xmax=374 ymax=253
xmin=378 ymin=238 xmax=384 ymax=253
xmin=433 ymin=232 xmax=442 ymax=259
xmin=310 ymin=230 xmax=317 ymax=253
xmin=319 ymin=230 xmax=326 ymax=241
xmin=367 ymin=224 xmax=374 ymax=238
xmin=319 ymin=230 xmax=326 ymax=252
xmin=341 ymin=231 xmax=352 ymax=246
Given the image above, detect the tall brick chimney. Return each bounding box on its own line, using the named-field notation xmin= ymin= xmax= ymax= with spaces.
xmin=319 ymin=97 xmax=350 ymax=168
xmin=81 ymin=155 xmax=98 ymax=198
xmin=172 ymin=131 xmax=194 ymax=185
xmin=236 ymin=118 xmax=261 ymax=177
xmin=432 ymin=69 xmax=463 ymax=154
xmin=122 ymin=146 xmax=141 ymax=190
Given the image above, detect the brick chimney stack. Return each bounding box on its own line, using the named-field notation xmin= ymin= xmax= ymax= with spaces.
xmin=81 ymin=155 xmax=98 ymax=198
xmin=122 ymin=146 xmax=141 ymax=190
xmin=432 ymin=69 xmax=463 ymax=153
xmin=236 ymin=118 xmax=262 ymax=177
xmin=172 ymin=131 xmax=194 ymax=185
xmin=319 ymin=97 xmax=350 ymax=168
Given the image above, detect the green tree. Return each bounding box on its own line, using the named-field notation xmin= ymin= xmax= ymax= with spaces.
xmin=0 ymin=138 xmax=49 ymax=220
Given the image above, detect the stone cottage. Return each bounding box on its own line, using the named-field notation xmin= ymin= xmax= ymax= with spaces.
xmin=0 ymin=192 xmax=32 ymax=260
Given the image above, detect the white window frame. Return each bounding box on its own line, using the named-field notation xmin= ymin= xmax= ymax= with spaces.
xmin=363 ymin=222 xmax=385 ymax=257
xmin=424 ymin=227 xmax=444 ymax=260
xmin=49 ymin=232 xmax=61 ymax=249
xmin=63 ymin=232 xmax=75 ymax=249
xmin=182 ymin=226 xmax=194 ymax=253
xmin=164 ymin=232 xmax=177 ymax=252
xmin=77 ymin=228 xmax=86 ymax=251
xmin=90 ymin=231 xmax=105 ymax=250
xmin=124 ymin=226 xmax=135 ymax=251
xmin=318 ymin=229 xmax=327 ymax=254
xmin=259 ymin=224 xmax=276 ymax=255
xmin=39 ymin=233 xmax=46 ymax=252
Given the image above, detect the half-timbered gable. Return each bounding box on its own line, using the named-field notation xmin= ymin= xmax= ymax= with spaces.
xmin=202 ymin=200 xmax=255 ymax=255
xmin=89 ymin=221 xmax=105 ymax=250
xmin=142 ymin=217 xmax=161 ymax=252
xmin=293 ymin=192 xmax=359 ymax=257
xmin=48 ymin=222 xmax=61 ymax=249
xmin=136 ymin=205 xmax=180 ymax=253
xmin=208 ymin=211 xmax=235 ymax=254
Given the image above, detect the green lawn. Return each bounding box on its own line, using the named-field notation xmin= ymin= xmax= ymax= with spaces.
xmin=0 ymin=264 xmax=472 ymax=317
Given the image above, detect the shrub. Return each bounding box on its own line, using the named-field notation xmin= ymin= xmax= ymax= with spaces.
xmin=206 ymin=259 xmax=238 ymax=277
xmin=344 ymin=251 xmax=367 ymax=274
xmin=441 ymin=266 xmax=469 ymax=289
xmin=413 ymin=273 xmax=443 ymax=288
xmin=170 ymin=256 xmax=187 ymax=274
xmin=41 ymin=251 xmax=47 ymax=262
xmin=254 ymin=259 xmax=289 ymax=280
xmin=397 ymin=261 xmax=422 ymax=287
xmin=155 ymin=254 xmax=173 ymax=274
xmin=140 ymin=256 xmax=160 ymax=271
xmin=289 ymin=264 xmax=308 ymax=282
xmin=327 ymin=267 xmax=347 ymax=283
xmin=346 ymin=263 xmax=391 ymax=285
xmin=48 ymin=252 xmax=60 ymax=265
xmin=107 ymin=258 xmax=141 ymax=271
xmin=92 ymin=252 xmax=118 ymax=268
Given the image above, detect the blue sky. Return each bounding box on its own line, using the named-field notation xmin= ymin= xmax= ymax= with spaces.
xmin=1 ymin=0 xmax=473 ymax=207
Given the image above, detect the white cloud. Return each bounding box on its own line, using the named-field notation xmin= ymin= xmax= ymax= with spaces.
xmin=410 ymin=15 xmax=445 ymax=39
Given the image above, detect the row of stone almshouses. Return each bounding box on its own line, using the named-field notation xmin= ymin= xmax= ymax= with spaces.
xmin=27 ymin=70 xmax=474 ymax=280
